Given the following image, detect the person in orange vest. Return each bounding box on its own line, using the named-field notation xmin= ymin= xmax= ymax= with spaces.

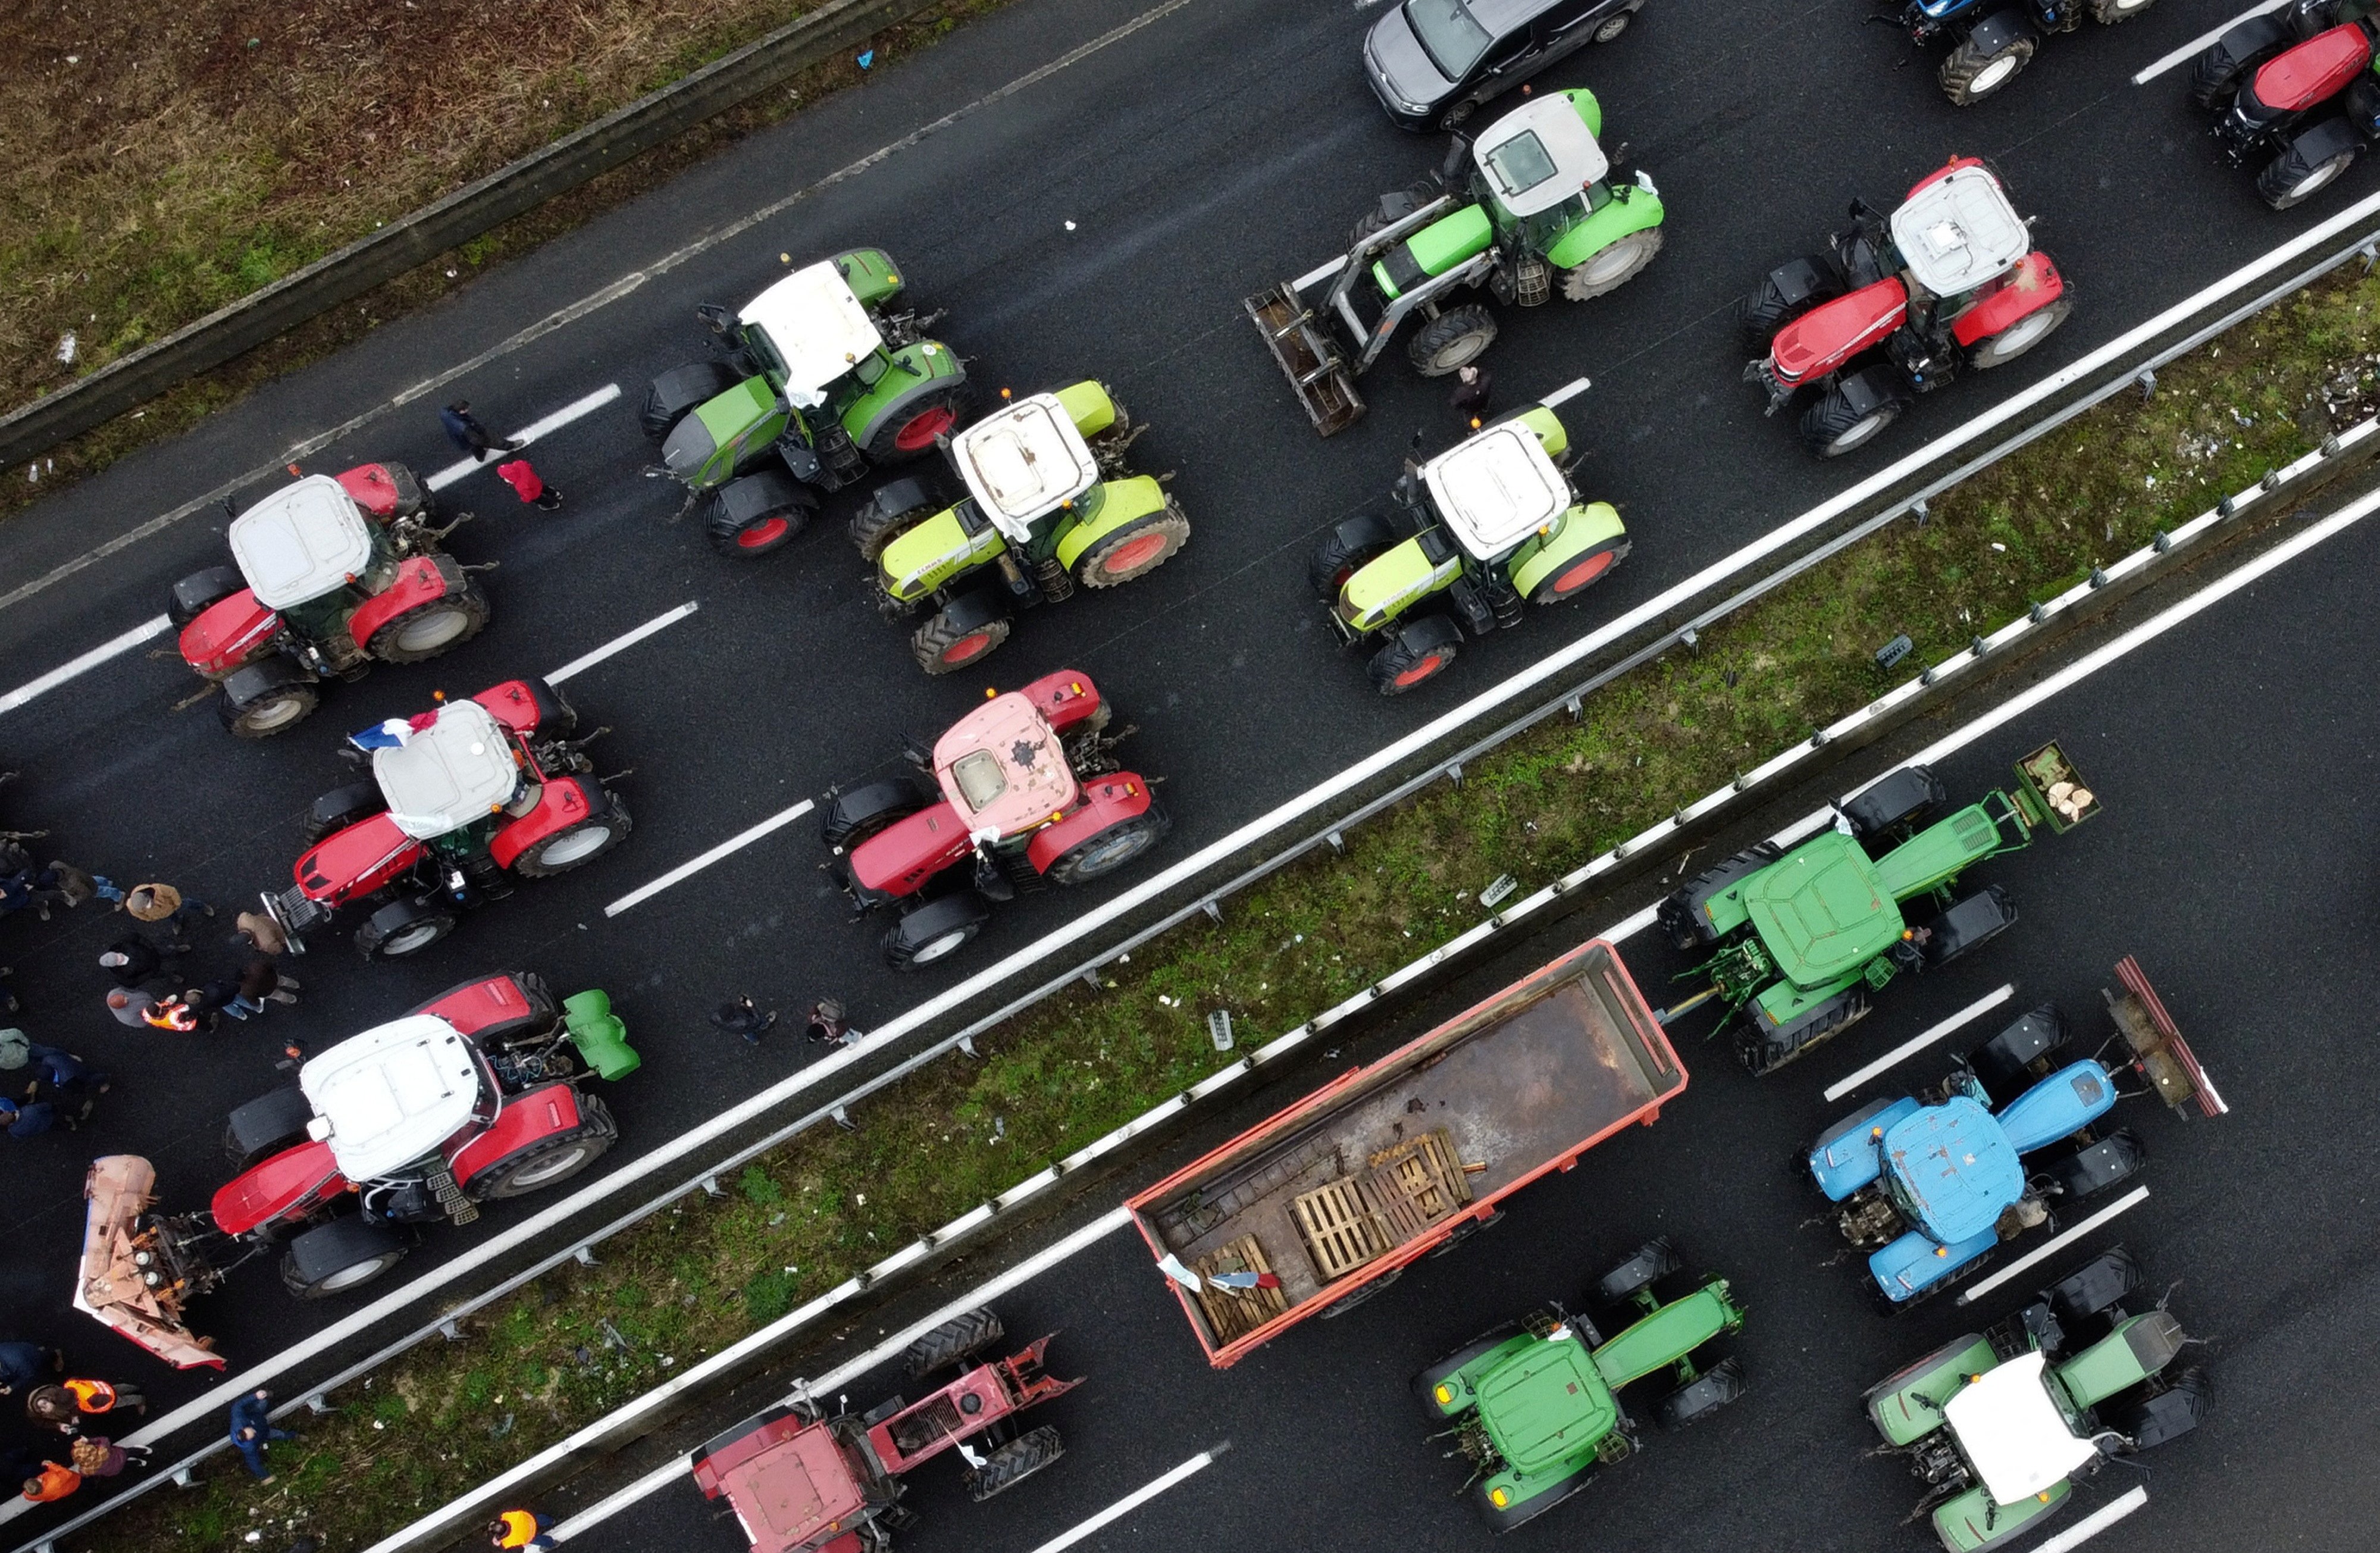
xmin=20 ymin=1459 xmax=78 ymax=1503
xmin=26 ymin=1379 xmax=145 ymax=1432
xmin=489 ymin=1508 xmax=558 ymax=1550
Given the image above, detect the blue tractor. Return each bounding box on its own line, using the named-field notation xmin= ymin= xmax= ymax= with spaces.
xmin=1892 ymin=0 xmax=2160 ymax=106
xmin=1806 ymin=957 xmax=2225 ymax=1307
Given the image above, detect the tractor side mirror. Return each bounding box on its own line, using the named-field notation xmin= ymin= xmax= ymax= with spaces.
xmin=695 ymin=302 xmax=735 ymax=336
xmin=1439 ymin=135 xmax=1471 ymax=189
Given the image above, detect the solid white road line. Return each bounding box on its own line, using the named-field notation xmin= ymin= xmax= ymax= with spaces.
xmin=537 ymin=1207 xmax=1138 ymax=1544
xmin=2132 ymin=0 xmax=2288 ymax=83
xmin=544 ymin=601 xmax=698 ymax=685
xmin=602 ymin=797 xmax=816 ymax=916
xmin=422 ymin=383 xmax=624 ymax=493
xmin=1823 ymin=985 xmax=2017 ymax=1103
xmin=0 ymin=613 xmax=168 ymax=716
xmin=2024 ymin=1486 xmax=2150 ymax=1552
xmin=1025 ymin=1449 xmax=1225 ymax=1553
xmin=1958 ymin=1186 xmax=2150 ymax=1305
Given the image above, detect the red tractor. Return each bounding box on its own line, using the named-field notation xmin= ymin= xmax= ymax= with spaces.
xmin=821 ymin=669 xmax=1168 ymax=969
xmin=2193 ymin=0 xmax=2380 ymax=208
xmin=693 ymin=1308 xmax=1073 ymax=1553
xmin=263 ymin=678 xmax=632 ymax=961
xmin=1741 ymin=158 xmax=2072 ymax=458
xmin=170 ymin=464 xmax=491 ymax=738
xmin=73 ymin=970 xmax=637 ymax=1367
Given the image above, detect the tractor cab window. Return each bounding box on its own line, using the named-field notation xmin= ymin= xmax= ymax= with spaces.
xmin=950 ymin=750 xmax=1009 ymax=812
xmin=1405 ymin=0 xmax=1493 ymax=78
xmin=1509 ymin=193 xmax=1589 ymax=255
xmin=1480 ymin=131 xmax=1561 ymax=202
xmin=742 ymin=325 xmax=790 ymax=386
xmin=851 ymin=351 xmax=888 ymax=386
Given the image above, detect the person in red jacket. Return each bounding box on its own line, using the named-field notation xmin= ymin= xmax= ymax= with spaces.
xmin=20 ymin=1460 xmax=78 ymax=1502
xmin=494 ymin=459 xmax=563 ymax=511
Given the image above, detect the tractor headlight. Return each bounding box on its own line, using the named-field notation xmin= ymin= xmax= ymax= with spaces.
xmin=1489 ymin=1487 xmax=1511 ymax=1509
xmin=1433 ymin=1383 xmax=1455 ymax=1405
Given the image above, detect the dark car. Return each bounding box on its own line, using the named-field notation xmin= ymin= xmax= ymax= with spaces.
xmin=1364 ymin=0 xmax=1645 ymax=131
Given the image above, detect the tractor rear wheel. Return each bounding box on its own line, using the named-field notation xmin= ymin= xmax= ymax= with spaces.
xmin=1968 ymin=297 xmax=2073 ymax=369
xmin=1367 ymin=616 xmax=1463 ymax=694
xmin=2189 ymin=15 xmax=2290 ymax=107
xmin=1595 ymin=1237 xmax=1680 ymax=1304
xmin=472 ymin=1094 xmax=617 ymax=1198
xmin=511 ymin=798 xmax=634 ymax=878
xmin=1799 ymin=383 xmax=1904 ymax=458
xmin=1655 ymin=1356 xmax=1746 ymax=1428
xmin=859 ymin=382 xmax=969 ymax=464
xmin=963 ymin=1426 xmax=1064 ymax=1502
xmin=1939 ymin=33 xmax=2034 ymax=105
xmin=1076 ymin=505 xmax=1191 ymax=588
xmin=357 ymin=898 xmax=460 ymax=961
xmin=221 ymin=681 xmax=320 ymax=740
xmin=1407 ymin=305 xmax=1497 ymax=377
xmin=2090 ymin=0 xmax=2156 ymax=20
xmin=901 ymin=1307 xmax=1004 ymax=1377
xmin=306 ymin=780 xmax=390 ymax=843
xmin=912 ymin=608 xmax=1012 ymax=674
xmin=368 ymin=586 xmax=490 ymax=663
xmin=1412 ymin=1322 xmax=1523 ymax=1417
xmin=1041 ymin=806 xmax=1170 ymax=885
xmin=2259 ymin=118 xmax=2364 ymax=208
xmin=281 ymin=1217 xmax=409 ymax=1299
xmin=884 ymin=891 xmax=993 ymax=970
xmin=1559 ymin=227 xmax=1663 ymax=301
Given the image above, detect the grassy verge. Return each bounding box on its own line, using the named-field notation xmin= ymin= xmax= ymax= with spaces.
xmin=95 ymin=272 xmax=2380 ymax=1552
xmin=0 ymin=0 xmax=1005 ymax=523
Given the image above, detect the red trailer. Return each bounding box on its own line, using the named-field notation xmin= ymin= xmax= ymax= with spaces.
xmin=1126 ymin=939 xmax=1686 ymax=1367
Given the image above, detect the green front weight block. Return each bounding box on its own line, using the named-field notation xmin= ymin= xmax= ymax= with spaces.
xmin=562 ymin=988 xmax=640 ymax=1080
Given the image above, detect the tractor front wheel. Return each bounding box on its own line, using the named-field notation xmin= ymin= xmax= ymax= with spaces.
xmin=357 ymin=898 xmax=460 ymax=961
xmin=821 ymin=778 xmax=929 ymax=851
xmin=1939 ymin=33 xmax=2035 ymax=105
xmin=2259 ymin=118 xmax=2363 ymax=208
xmin=849 ymin=481 xmax=942 ymax=562
xmin=2090 ymin=0 xmax=2156 ymax=20
xmin=2188 ymin=15 xmax=2289 ymax=107
xmin=1594 ymin=1237 xmax=1680 ymax=1305
xmin=368 ymin=587 xmax=490 ymax=663
xmin=168 ymin=566 xmax=246 ymax=628
xmin=1310 ymin=514 xmax=1398 ymax=602
xmin=884 ymin=891 xmax=994 ymax=970
xmin=641 ymin=362 xmax=741 ymax=439
xmin=221 ymin=681 xmax=320 ymax=740
xmin=471 ymin=1094 xmax=617 ymax=1198
xmin=1968 ymin=296 xmax=2073 ymax=369
xmin=1367 ymin=616 xmax=1463 ymax=694
xmin=1559 ymin=227 xmax=1664 ymax=301
xmin=912 ymin=608 xmax=1013 ymax=674
xmin=1075 ymin=505 xmax=1191 ymax=588
xmin=1041 ymin=806 xmax=1171 ymax=885
xmin=1655 ymin=1357 xmax=1747 ymax=1429
xmin=963 ymin=1426 xmax=1064 ymax=1502
xmin=1407 ymin=305 xmax=1497 ymax=377
xmin=511 ymin=799 xmax=634 ymax=878
xmin=1799 ymin=383 xmax=1905 ymax=459
xmin=901 ymin=1307 xmax=1004 ymax=1377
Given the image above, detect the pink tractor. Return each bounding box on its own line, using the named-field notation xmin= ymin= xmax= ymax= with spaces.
xmin=1741 ymin=158 xmax=2072 ymax=458
xmin=2194 ymin=0 xmax=2380 ymax=208
xmin=693 ymin=1309 xmax=1074 ymax=1553
xmin=170 ymin=464 xmax=490 ymax=738
xmin=821 ymin=669 xmax=1169 ymax=969
xmin=74 ymin=970 xmax=635 ymax=1366
xmin=264 ymin=678 xmax=632 ymax=961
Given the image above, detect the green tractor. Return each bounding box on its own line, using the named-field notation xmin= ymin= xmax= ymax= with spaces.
xmin=641 ymin=249 xmax=968 ymax=557
xmin=1659 ymin=743 xmax=2102 ymax=1076
xmin=1867 ymin=1247 xmax=2209 ymax=1551
xmin=1248 ymin=87 xmax=1665 ymax=434
xmin=1417 ymin=1238 xmax=1745 ymax=1533
xmin=850 ymin=381 xmax=1189 ymax=674
xmin=1311 ymin=377 xmax=1627 ymax=693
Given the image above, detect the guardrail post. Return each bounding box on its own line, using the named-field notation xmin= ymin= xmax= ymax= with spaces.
xmin=574 ymin=1246 xmax=599 ymax=1267
xmin=1326 ymin=831 xmax=1345 ymax=854
xmin=1446 ymin=763 xmax=1464 ymax=788
xmin=956 ymin=1035 xmax=978 ymax=1059
xmin=171 ymin=1466 xmax=198 ymax=1489
xmin=700 ymin=1175 xmax=725 ymax=1198
xmin=438 ymin=1319 xmax=464 ymax=1342
xmin=2135 ymin=368 xmax=2157 ymax=401
xmin=1911 ymin=498 xmax=1930 ymax=526
xmin=831 ymin=1106 xmax=855 ymax=1132
xmin=1202 ymin=900 xmax=1223 ymax=923
xmin=304 ymin=1393 xmax=332 ymax=1416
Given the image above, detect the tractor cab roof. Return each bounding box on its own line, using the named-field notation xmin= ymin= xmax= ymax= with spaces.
xmin=738 ymin=260 xmax=888 ymax=409
xmin=949 ymin=393 xmax=1100 ymax=544
xmin=1476 ymin=1330 xmax=1618 ymax=1475
xmin=1882 ymin=1095 xmax=2025 ymax=1245
xmin=933 ymin=690 xmax=1080 ymax=840
xmin=1471 ymin=93 xmax=1608 ymax=218
xmin=712 ymin=1420 xmax=870 ymax=1553
xmin=1891 ymin=165 xmax=2029 ymax=298
xmin=1944 ymin=1351 xmax=2099 ymax=1505
xmin=1743 ymin=828 xmax=1906 ymax=986
xmin=374 ymin=700 xmax=524 ymax=840
xmin=1421 ymin=421 xmax=1572 ymax=561
xmin=229 ymin=475 xmax=376 ymax=609
xmin=299 ymin=1014 xmax=486 ymax=1181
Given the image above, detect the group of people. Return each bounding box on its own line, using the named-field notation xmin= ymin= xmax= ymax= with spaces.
xmin=1 ymin=1341 xmax=151 ymax=1505
xmin=98 ymin=891 xmax=301 ymax=1042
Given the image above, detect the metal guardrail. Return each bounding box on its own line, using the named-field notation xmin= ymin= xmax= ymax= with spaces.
xmin=21 ymin=189 xmax=2380 ymax=1553
xmin=364 ymin=412 xmax=2380 ymax=1553
xmin=0 ymin=0 xmax=949 ymax=469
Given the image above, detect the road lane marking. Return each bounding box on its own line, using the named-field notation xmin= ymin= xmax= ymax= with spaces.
xmin=1823 ymin=985 xmax=2016 ymax=1102
xmin=2025 ymin=1487 xmax=2150 ymax=1552
xmin=602 ymin=797 xmax=816 ymax=916
xmin=544 ymin=601 xmax=698 ymax=685
xmin=538 ymin=1207 xmax=1137 ymax=1543
xmin=0 ymin=613 xmax=168 ymax=716
xmin=1025 ymin=1448 xmax=1226 ymax=1553
xmin=1957 ymin=1186 xmax=2150 ymax=1305
xmin=2132 ymin=0 xmax=2290 ymax=83
xmin=423 ymin=383 xmax=622 ymax=493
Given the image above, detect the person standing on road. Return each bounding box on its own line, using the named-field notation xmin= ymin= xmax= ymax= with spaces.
xmin=494 ymin=458 xmax=563 ymax=512
xmin=99 ymin=936 xmax=181 ymax=985
xmin=0 ymin=1343 xmax=63 ymax=1400
xmin=803 ymin=1000 xmax=858 ymax=1046
xmin=120 ymin=883 xmax=212 ymax=935
xmin=233 ymin=910 xmax=289 ymax=958
xmin=489 ymin=1508 xmax=559 ymax=1551
xmin=1 ymin=1035 xmax=109 ymax=1124
xmin=18 ymin=1459 xmax=78 ymax=1503
xmin=710 ymin=996 xmax=778 ymax=1046
xmin=441 ymin=400 xmax=521 ymax=462
xmin=237 ymin=953 xmax=299 ymax=1012
xmin=0 ymin=1095 xmax=67 ymax=1136
xmin=227 ymin=1389 xmax=295 ymax=1482
xmin=67 ymin=1435 xmax=147 ymax=1478
xmin=27 ymin=1378 xmax=143 ymax=1432
xmin=1449 ymin=363 xmax=1493 ymax=428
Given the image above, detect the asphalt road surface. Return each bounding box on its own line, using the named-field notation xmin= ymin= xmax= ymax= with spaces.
xmin=0 ymin=0 xmax=2356 ymax=1442
xmin=568 ymin=480 xmax=2380 ymax=1553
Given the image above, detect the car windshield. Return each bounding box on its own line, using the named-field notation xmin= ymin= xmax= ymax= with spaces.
xmin=950 ymin=750 xmax=1007 ymax=812
xmin=1481 ymin=132 xmax=1560 ymax=200
xmin=1404 ymin=0 xmax=1492 ymax=78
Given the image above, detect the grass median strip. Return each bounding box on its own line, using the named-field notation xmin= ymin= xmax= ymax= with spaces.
xmin=93 ymin=271 xmax=2380 ymax=1553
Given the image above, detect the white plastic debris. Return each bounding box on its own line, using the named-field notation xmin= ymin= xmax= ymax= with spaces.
xmin=54 ymin=331 xmax=75 ymax=365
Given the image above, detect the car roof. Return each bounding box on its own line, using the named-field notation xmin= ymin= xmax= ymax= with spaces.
xmin=1468 ymin=0 xmax=1557 ymax=36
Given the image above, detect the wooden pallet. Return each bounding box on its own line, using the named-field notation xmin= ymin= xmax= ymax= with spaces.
xmin=1190 ymin=1236 xmax=1290 ymax=1344
xmin=1291 ymin=1178 xmax=1395 ymax=1281
xmin=1365 ymin=1128 xmax=1472 ymax=1238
